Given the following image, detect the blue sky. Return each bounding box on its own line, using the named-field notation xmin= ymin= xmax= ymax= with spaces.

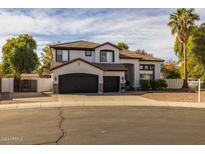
xmin=0 ymin=8 xmax=205 ymax=62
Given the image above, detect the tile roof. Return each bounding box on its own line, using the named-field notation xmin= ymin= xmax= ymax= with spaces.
xmin=51 ymin=40 xmax=100 ymax=49
xmin=119 ymin=49 xmax=164 ymax=62
xmin=50 ymin=40 xmax=121 ymax=50
xmin=93 ymin=63 xmax=127 ymax=71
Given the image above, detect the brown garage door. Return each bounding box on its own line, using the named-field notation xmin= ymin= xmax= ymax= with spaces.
xmin=59 ymin=73 xmax=98 ymax=93
xmin=103 ymin=76 xmax=120 ymax=92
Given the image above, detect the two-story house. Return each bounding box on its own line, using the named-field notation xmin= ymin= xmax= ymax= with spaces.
xmin=50 ymin=40 xmax=164 ymax=94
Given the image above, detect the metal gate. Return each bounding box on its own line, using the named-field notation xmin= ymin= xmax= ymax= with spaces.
xmin=14 ymin=79 xmax=37 ymax=92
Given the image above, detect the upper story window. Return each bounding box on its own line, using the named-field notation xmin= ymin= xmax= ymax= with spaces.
xmin=100 ymin=50 xmax=114 ymax=62
xmin=85 ymin=51 xmax=92 ymax=56
xmin=56 ymin=50 xmax=69 ymax=62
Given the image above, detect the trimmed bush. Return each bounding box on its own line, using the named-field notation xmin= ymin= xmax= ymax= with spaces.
xmin=158 ymin=79 xmax=168 ymax=89
xmin=150 ymin=79 xmax=159 ymax=90
xmin=140 ymin=80 xmax=150 ymax=90
xmin=140 ymin=79 xmax=167 ymax=90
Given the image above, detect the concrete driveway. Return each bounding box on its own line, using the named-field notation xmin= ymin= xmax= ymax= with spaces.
xmin=0 ymin=93 xmax=157 ymax=107
xmin=2 ymin=106 xmax=205 ymax=144
xmin=57 ymin=94 xmax=157 ymax=105
xmin=2 ymin=94 xmax=205 ymax=110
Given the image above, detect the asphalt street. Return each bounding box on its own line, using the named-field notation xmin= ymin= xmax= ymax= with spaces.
xmin=1 ymin=106 xmax=205 ymax=144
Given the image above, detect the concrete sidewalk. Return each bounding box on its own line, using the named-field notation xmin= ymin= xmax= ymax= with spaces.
xmin=0 ymin=98 xmax=205 ymax=110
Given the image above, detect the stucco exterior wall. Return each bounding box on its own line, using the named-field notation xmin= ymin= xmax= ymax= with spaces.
xmin=139 ymin=61 xmax=162 ymax=79
xmin=2 ymin=78 xmax=14 ymax=92
xmin=95 ymin=44 xmax=120 ymax=63
xmin=37 ymin=78 xmax=52 ymax=92
xmin=69 ymin=50 xmax=95 ymax=62
xmin=52 ymin=49 xmax=95 ymax=67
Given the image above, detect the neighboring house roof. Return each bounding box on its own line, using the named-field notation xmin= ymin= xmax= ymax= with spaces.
xmin=119 ymin=49 xmax=164 ymax=62
xmin=51 ymin=58 xmax=127 ymax=71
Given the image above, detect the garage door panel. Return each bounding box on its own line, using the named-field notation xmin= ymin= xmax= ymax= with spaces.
xmin=59 ymin=73 xmax=98 ymax=93
xmin=103 ymin=76 xmax=120 ymax=92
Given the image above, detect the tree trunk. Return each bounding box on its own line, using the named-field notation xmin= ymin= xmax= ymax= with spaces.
xmin=182 ymin=42 xmax=188 ymax=88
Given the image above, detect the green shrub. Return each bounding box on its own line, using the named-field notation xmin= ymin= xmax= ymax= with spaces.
xmin=158 ymin=79 xmax=168 ymax=89
xmin=140 ymin=80 xmax=150 ymax=90
xmin=140 ymin=79 xmax=167 ymax=90
xmin=150 ymin=80 xmax=158 ymax=90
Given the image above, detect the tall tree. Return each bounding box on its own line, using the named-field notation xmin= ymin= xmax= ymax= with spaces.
xmin=0 ymin=63 xmax=2 ymax=73
xmin=40 ymin=45 xmax=53 ymax=70
xmin=116 ymin=42 xmax=129 ymax=50
xmin=2 ymin=37 xmax=17 ymax=74
xmin=168 ymin=8 xmax=199 ymax=88
xmin=161 ymin=60 xmax=181 ymax=79
xmin=2 ymin=34 xmax=39 ymax=76
xmin=37 ymin=45 xmax=53 ymax=77
xmin=174 ymin=24 xmax=205 ymax=80
xmin=188 ymin=23 xmax=205 ymax=80
xmin=190 ymin=23 xmax=205 ymax=66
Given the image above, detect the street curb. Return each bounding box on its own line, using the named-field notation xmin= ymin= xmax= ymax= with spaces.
xmin=0 ymin=100 xmax=205 ymax=110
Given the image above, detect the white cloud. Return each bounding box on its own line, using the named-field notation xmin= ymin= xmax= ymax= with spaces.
xmin=2 ymin=8 xmax=199 ymax=62
xmin=87 ymin=13 xmax=176 ymax=60
xmin=0 ymin=9 xmax=174 ymax=36
xmin=0 ymin=9 xmax=98 ymax=35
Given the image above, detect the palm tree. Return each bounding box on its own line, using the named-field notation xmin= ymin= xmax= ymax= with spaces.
xmin=168 ymin=8 xmax=199 ymax=88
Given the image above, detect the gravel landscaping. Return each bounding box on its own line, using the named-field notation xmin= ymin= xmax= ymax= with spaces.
xmin=130 ymin=89 xmax=205 ymax=103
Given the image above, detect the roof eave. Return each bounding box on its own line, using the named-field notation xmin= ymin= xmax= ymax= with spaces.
xmin=120 ymin=55 xmax=164 ymax=62
xmin=120 ymin=57 xmax=141 ymax=60
xmin=94 ymin=42 xmax=120 ymax=50
xmin=50 ymin=46 xmax=95 ymax=51
xmin=51 ymin=58 xmax=104 ymax=71
xmin=139 ymin=59 xmax=165 ymax=62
